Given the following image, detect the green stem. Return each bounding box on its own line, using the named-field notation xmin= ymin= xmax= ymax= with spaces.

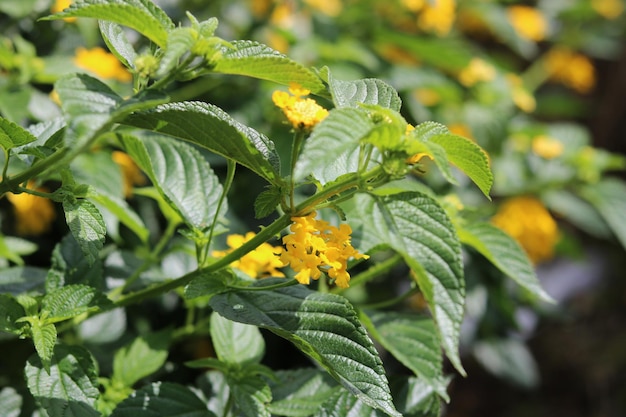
xmin=361 ymin=285 xmax=420 ymax=310
xmin=289 ymin=131 xmax=306 ymax=211
xmin=0 ymin=147 xmax=70 ymax=196
xmin=226 ymin=278 xmax=299 ymax=291
xmin=332 ymin=253 xmax=403 ymax=294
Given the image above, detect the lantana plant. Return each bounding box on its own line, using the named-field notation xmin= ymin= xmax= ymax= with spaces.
xmin=0 ymin=1 xmax=557 ymax=416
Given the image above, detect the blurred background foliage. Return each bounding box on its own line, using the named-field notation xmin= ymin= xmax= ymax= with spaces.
xmin=1 ymin=0 xmax=626 ymax=416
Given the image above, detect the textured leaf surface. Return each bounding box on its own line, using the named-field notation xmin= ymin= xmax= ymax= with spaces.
xmin=346 ymin=192 xmax=465 ymax=374
xmin=121 ymin=134 xmax=224 ymax=232
xmin=0 ymin=294 xmax=26 ymax=334
xmin=458 ymin=222 xmax=553 ymax=302
xmin=99 ymin=20 xmax=137 ymax=69
xmin=0 ymin=387 xmax=22 ymax=417
xmin=295 ymin=107 xmax=374 ymax=184
xmin=391 ymin=376 xmax=444 ymax=417
xmin=254 ymin=185 xmax=282 ymax=219
xmin=112 ymin=330 xmax=170 ymax=387
xmin=31 ymin=321 xmax=57 ymax=370
xmin=0 ymin=117 xmax=37 ymax=150
xmin=316 ymin=390 xmax=384 ymax=417
xmin=46 ymin=234 xmax=104 ymax=292
xmin=365 ymin=311 xmax=448 ymax=400
xmin=267 ymin=369 xmax=337 ymax=417
xmin=184 ymin=271 xmax=231 ymax=300
xmin=210 ymin=280 xmax=400 ymax=417
xmin=122 ymin=102 xmax=280 ymax=183
xmin=111 ymin=382 xmax=215 ymax=417
xmin=324 ymin=68 xmax=402 ymax=111
xmin=580 ymin=178 xmax=626 ymax=251
xmin=214 ymin=41 xmax=325 ymax=93
xmin=230 ymin=375 xmax=272 ymax=417
xmin=25 ymin=345 xmax=100 ymax=417
xmin=45 ymin=0 xmax=173 ymax=47
xmin=211 ymin=312 xmax=264 ymax=366
xmin=63 ymin=198 xmax=106 ymax=266
xmin=41 ymin=284 xmax=111 ymax=322
xmin=90 ymin=192 xmax=149 ymax=243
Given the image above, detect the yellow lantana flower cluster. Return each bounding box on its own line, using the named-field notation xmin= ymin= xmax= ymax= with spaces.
xmin=73 ymin=47 xmax=132 ymax=82
xmin=272 ymin=84 xmax=329 ymax=130
xmin=544 ymin=48 xmax=596 ymax=94
xmin=507 ymin=5 xmax=548 ymax=42
xmin=402 ymin=0 xmax=456 ymax=37
xmin=491 ymin=196 xmax=559 ymax=264
xmin=6 ymin=181 xmax=56 ymax=236
xmin=531 ymin=135 xmax=564 ymax=159
xmin=280 ymin=212 xmax=368 ymax=288
xmin=457 ymin=58 xmax=496 ymax=87
xmin=213 ymin=232 xmax=285 ymax=278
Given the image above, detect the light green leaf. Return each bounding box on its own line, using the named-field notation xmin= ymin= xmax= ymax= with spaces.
xmin=90 ymin=192 xmax=150 ymax=243
xmin=157 ymin=27 xmax=197 ymax=77
xmin=267 ymin=369 xmax=337 ymax=417
xmin=346 ymin=192 xmax=465 ymax=375
xmin=120 ymin=134 xmax=224 ymax=233
xmin=0 ymin=266 xmax=47 ymax=295
xmin=43 ymin=0 xmax=173 ymax=48
xmin=112 ymin=330 xmax=170 ymax=387
xmin=46 ymin=234 xmax=104 ymax=292
xmin=110 ymin=382 xmax=216 ymax=417
xmin=294 ymin=107 xmax=374 ymax=184
xmin=30 ymin=320 xmax=57 ymax=372
xmin=121 ymin=102 xmax=281 ymax=184
xmin=458 ymin=222 xmax=554 ymax=302
xmin=229 ymin=375 xmax=272 ymax=417
xmin=322 ymin=68 xmax=402 ymax=111
xmin=0 ymin=294 xmax=27 ymax=334
xmin=365 ymin=311 xmax=448 ymax=401
xmin=213 ymin=40 xmax=325 ymax=94
xmin=543 ymin=189 xmax=611 ymax=239
xmin=0 ymin=117 xmax=37 ymax=150
xmin=63 ymin=198 xmax=106 ymax=266
xmin=99 ymin=20 xmax=137 ymax=69
xmin=407 ymin=122 xmax=457 ymax=185
xmin=210 ymin=312 xmax=264 ymax=366
xmin=210 ymin=280 xmax=401 ymax=417
xmin=580 ymin=178 xmax=626 ymax=251
xmin=41 ymin=284 xmax=111 ymax=322
xmin=315 ymin=389 xmax=383 ymax=417
xmin=0 ymin=387 xmax=22 ymax=417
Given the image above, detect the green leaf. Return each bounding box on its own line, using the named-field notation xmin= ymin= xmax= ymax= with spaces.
xmin=391 ymin=376 xmax=444 ymax=417
xmin=0 ymin=294 xmax=27 ymax=334
xmin=46 ymin=234 xmax=104 ymax=292
xmin=209 ymin=280 xmax=401 ymax=417
xmin=229 ymin=375 xmax=272 ymax=417
xmin=210 ymin=312 xmax=265 ymax=366
xmin=25 ymin=345 xmax=101 ymax=417
xmin=121 ymin=102 xmax=281 ymax=184
xmin=41 ymin=284 xmax=111 ymax=322
xmin=0 ymin=387 xmax=22 ymax=417
xmin=0 ymin=266 xmax=47 ymax=295
xmin=364 ymin=312 xmax=448 ymax=401
xmin=44 ymin=0 xmax=173 ymax=48
xmin=254 ymin=185 xmax=282 ymax=219
xmin=346 ymin=192 xmax=465 ymax=375
xmin=63 ymin=198 xmax=106 ymax=266
xmin=322 ymin=68 xmax=402 ymax=111
xmin=184 ymin=270 xmax=231 ymax=300
xmin=458 ymin=222 xmax=554 ymax=302
xmin=112 ymin=330 xmax=170 ymax=387
xmin=55 ymin=73 xmax=122 ymax=146
xmin=90 ymin=192 xmax=150 ymax=243
xmin=31 ymin=320 xmax=57 ymax=372
xmin=407 ymin=122 xmax=457 ymax=185
xmin=0 ymin=116 xmax=37 ymax=150
xmin=157 ymin=27 xmax=197 ymax=77
xmin=543 ymin=189 xmax=612 ymax=239
xmin=120 ymin=134 xmax=224 ymax=233
xmin=99 ymin=20 xmax=138 ymax=69
xmin=580 ymin=178 xmax=626 ymax=251
xmin=316 ymin=389 xmax=383 ymax=417
xmin=111 ymin=382 xmax=216 ymax=417
xmin=473 ymin=338 xmax=539 ymax=389
xmin=295 ymin=107 xmax=374 ymax=184
xmin=267 ymin=369 xmax=337 ymax=417
xmin=213 ymin=40 xmax=325 ymax=94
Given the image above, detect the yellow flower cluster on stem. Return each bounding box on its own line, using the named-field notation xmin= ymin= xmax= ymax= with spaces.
xmin=272 ymin=84 xmax=328 ymax=131
xmin=280 ymin=211 xmax=368 ymax=288
xmin=213 ymin=232 xmax=285 ymax=279
xmin=6 ymin=181 xmax=56 ymax=236
xmin=73 ymin=47 xmax=132 ymax=82
xmin=491 ymin=196 xmax=558 ymax=264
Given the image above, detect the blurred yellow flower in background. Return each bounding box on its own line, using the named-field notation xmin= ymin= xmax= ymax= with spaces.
xmin=417 ymin=0 xmax=456 ymax=36
xmin=6 ymin=181 xmax=56 ymax=236
xmin=544 ymin=48 xmax=596 ymax=93
xmin=592 ymin=0 xmax=624 ymax=19
xmin=213 ymin=232 xmax=285 ymax=278
xmin=73 ymin=47 xmax=132 ymax=82
xmin=304 ymin=0 xmax=343 ymax=17
xmin=413 ymin=88 xmax=441 ymax=106
xmin=532 ymin=135 xmax=564 ymax=159
xmin=448 ymin=123 xmax=473 ymax=140
xmin=506 ymin=74 xmax=536 ymax=113
xmin=458 ymin=58 xmax=496 ymax=87
xmin=491 ymin=196 xmax=559 ymax=264
xmin=112 ymin=151 xmax=146 ymax=197
xmin=272 ymin=84 xmax=328 ymax=130
xmin=51 ymin=0 xmax=76 ymax=22
xmin=507 ymin=5 xmax=547 ymax=41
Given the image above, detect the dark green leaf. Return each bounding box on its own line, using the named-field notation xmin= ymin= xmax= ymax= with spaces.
xmin=112 ymin=330 xmax=171 ymax=387
xmin=315 ymin=389 xmax=384 ymax=417
xmin=41 ymin=284 xmax=111 ymax=322
xmin=44 ymin=0 xmax=174 ymax=48
xmin=0 ymin=387 xmax=22 ymax=417
xmin=254 ymin=185 xmax=282 ymax=219
xmin=211 ymin=312 xmax=264 ymax=366
xmin=580 ymin=178 xmax=626 ymax=251
xmin=0 ymin=116 xmax=37 ymax=150
xmin=0 ymin=266 xmax=47 ymax=295
xmin=458 ymin=222 xmax=554 ymax=302
xmin=347 ymin=192 xmax=465 ymax=375
xmin=46 ymin=234 xmax=104 ymax=292
xmin=63 ymin=198 xmax=106 ymax=266
xmin=90 ymin=192 xmax=150 ymax=243
xmin=121 ymin=102 xmax=281 ymax=184
xmin=184 ymin=271 xmax=231 ymax=300
xmin=25 ymin=345 xmax=101 ymax=417
xmin=214 ymin=41 xmax=325 ymax=94
xmin=99 ymin=20 xmax=137 ymax=69
xmin=267 ymin=369 xmax=337 ymax=417
xmin=391 ymin=376 xmax=444 ymax=417
xmin=229 ymin=375 xmax=272 ymax=417
xmin=322 ymin=68 xmax=402 ymax=111
xmin=111 ymin=382 xmax=216 ymax=417
xmin=0 ymin=294 xmax=26 ymax=334
xmin=210 ymin=280 xmax=401 ymax=417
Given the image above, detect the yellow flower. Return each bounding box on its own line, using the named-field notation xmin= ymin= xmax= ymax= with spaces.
xmin=448 ymin=123 xmax=473 ymax=140
xmin=272 ymin=84 xmax=329 ymax=130
xmin=73 ymin=47 xmax=132 ymax=82
xmin=6 ymin=181 xmax=56 ymax=236
xmin=592 ymin=0 xmax=624 ymax=19
xmin=213 ymin=232 xmax=285 ymax=278
xmin=417 ymin=0 xmax=456 ymax=37
xmin=304 ymin=0 xmax=343 ymax=17
xmin=507 ymin=5 xmax=548 ymax=41
xmin=51 ymin=0 xmax=76 ymax=22
xmin=544 ymin=48 xmax=595 ymax=94
xmin=401 ymin=0 xmax=425 ymax=12
xmin=280 ymin=211 xmax=368 ymax=288
xmin=413 ymin=88 xmax=441 ymax=106
xmin=506 ymin=74 xmax=536 ymax=113
xmin=531 ymin=135 xmax=564 ymax=159
xmin=491 ymin=196 xmax=558 ymax=264
xmin=458 ymin=58 xmax=496 ymax=87
xmin=111 ymin=151 xmax=146 ymax=197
